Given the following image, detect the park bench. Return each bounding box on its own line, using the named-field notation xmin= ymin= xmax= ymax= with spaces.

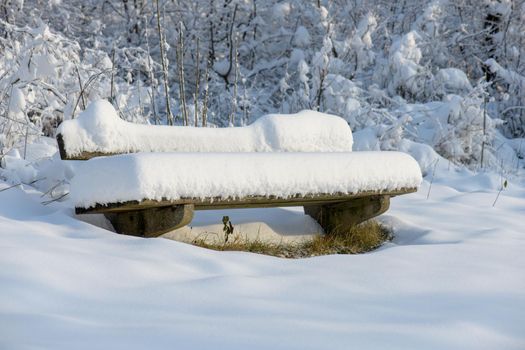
xmin=57 ymin=100 xmax=421 ymax=238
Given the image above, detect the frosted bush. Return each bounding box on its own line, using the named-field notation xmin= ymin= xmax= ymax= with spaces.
xmin=0 ymin=21 xmax=151 ymax=153
xmin=484 ymin=59 xmax=525 ymax=137
xmin=321 ymin=74 xmax=363 ymax=125
xmin=384 ymin=31 xmax=432 ymax=100
xmin=434 ymin=91 xmax=498 ymax=166
xmin=434 ymin=68 xmax=473 ymax=96
xmin=293 ymin=26 xmax=311 ymax=48
xmin=349 ymin=13 xmax=377 ymax=72
xmin=0 ymin=0 xmax=523 ymax=174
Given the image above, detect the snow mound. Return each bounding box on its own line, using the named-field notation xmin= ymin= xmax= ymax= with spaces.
xmin=71 ymin=151 xmax=422 ymax=208
xmin=435 ymin=68 xmax=472 ymax=93
xmin=57 ymin=100 xmax=354 ymax=156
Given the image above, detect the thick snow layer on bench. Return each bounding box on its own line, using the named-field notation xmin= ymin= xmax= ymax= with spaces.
xmin=71 ymin=151 xmax=422 ymax=208
xmin=58 ymin=100 xmax=353 ymax=156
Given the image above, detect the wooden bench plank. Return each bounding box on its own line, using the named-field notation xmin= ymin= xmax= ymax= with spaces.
xmin=76 ymin=189 xmax=418 ymax=237
xmin=75 ymin=188 xmax=417 ymax=214
xmin=57 ymin=134 xmax=126 ymax=160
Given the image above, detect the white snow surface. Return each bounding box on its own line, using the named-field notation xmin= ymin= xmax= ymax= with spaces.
xmin=57 ymin=100 xmax=354 ymax=156
xmin=1 ymin=131 xmax=524 ymax=350
xmin=70 ymin=151 xmax=422 ymax=208
xmin=1 ymin=161 xmax=525 ymax=349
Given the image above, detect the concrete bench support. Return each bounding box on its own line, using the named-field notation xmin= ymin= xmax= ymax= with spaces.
xmin=104 ymin=204 xmax=194 ymax=238
xmin=75 ymin=192 xmax=410 ymax=237
xmin=101 ymin=196 xmax=390 ymax=237
xmin=304 ymin=195 xmax=390 ymax=234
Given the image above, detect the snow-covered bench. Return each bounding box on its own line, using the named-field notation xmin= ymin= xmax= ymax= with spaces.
xmin=57 ymin=100 xmax=421 ymax=237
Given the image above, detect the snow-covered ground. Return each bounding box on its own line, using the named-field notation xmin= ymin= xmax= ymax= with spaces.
xmin=2 ymin=1 xmax=525 ymax=348
xmin=1 ymin=146 xmax=524 ymax=349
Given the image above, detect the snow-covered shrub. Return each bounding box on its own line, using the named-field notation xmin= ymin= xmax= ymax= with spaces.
xmin=333 ymin=13 xmax=377 ymax=78
xmin=433 ymin=68 xmax=473 ymax=96
xmin=351 ymin=14 xmax=377 ymax=72
xmin=310 ymin=36 xmax=333 ymax=111
xmin=411 ymin=0 xmax=450 ymax=68
xmin=0 ymin=21 xmax=103 ymax=151
xmin=0 ymin=20 xmax=154 ymax=154
xmin=0 ymin=0 xmax=523 ymax=174
xmin=396 ymin=84 xmax=502 ymax=168
xmin=434 ymin=93 xmax=493 ymax=166
xmin=484 ymin=59 xmax=525 ymax=138
xmin=379 ymin=31 xmax=433 ymax=101
xmin=321 ymin=74 xmax=362 ymax=125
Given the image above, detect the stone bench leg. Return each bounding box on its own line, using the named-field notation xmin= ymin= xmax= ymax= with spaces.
xmin=104 ymin=204 xmax=194 ymax=238
xmin=304 ymin=196 xmax=390 ymax=234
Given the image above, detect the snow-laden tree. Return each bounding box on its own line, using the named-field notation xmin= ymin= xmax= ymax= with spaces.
xmin=0 ymin=0 xmax=524 ymax=173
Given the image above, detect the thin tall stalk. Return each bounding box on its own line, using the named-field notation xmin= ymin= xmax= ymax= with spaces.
xmin=178 ymin=21 xmax=188 ymax=126
xmin=155 ymin=0 xmax=173 ymax=125
xmin=242 ymin=77 xmax=249 ymax=125
xmin=137 ymin=70 xmax=143 ymax=118
xmin=194 ymin=37 xmax=200 ymax=127
xmin=202 ymin=52 xmax=211 ymax=127
xmin=23 ymin=123 xmax=28 ymax=160
xmin=110 ymin=46 xmax=116 ymax=104
xmin=481 ymin=95 xmax=488 ymax=168
xmin=75 ymin=66 xmax=86 ymax=110
xmin=230 ymin=36 xmax=238 ymax=126
xmin=427 ymin=159 xmax=439 ymax=200
xmin=144 ymin=15 xmax=158 ymax=124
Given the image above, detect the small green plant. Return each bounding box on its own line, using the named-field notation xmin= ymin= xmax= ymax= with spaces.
xmin=222 ymin=215 xmax=234 ymax=243
xmin=493 ymin=178 xmax=508 ymax=207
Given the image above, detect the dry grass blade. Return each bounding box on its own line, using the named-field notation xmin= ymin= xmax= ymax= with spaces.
xmin=191 ymin=220 xmax=391 ymax=259
xmin=0 ymin=183 xmax=21 ymax=192
xmin=305 ymin=220 xmax=391 ymax=256
xmin=42 ymin=192 xmax=69 ymax=205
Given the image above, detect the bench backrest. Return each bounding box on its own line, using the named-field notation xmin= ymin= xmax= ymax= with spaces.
xmin=57 ymin=100 xmax=354 ymax=160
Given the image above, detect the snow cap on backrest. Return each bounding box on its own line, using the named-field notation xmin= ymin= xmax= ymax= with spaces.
xmin=255 ymin=110 xmax=353 ymax=152
xmin=57 ymin=99 xmax=353 ymax=157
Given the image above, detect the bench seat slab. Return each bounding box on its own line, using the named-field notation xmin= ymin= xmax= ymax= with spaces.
xmin=76 ymin=188 xmax=416 ymax=214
